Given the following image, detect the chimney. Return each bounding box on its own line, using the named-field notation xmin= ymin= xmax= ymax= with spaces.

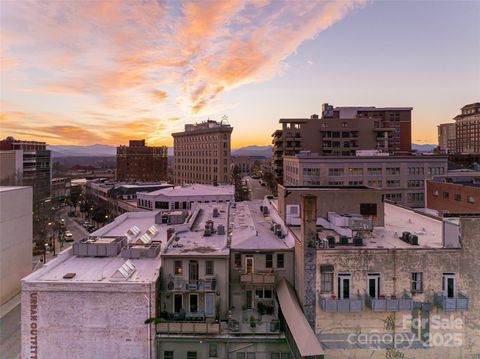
xmin=295 ymin=195 xmax=317 ymax=330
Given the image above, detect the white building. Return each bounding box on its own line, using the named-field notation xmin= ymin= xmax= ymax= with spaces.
xmin=137 ymin=184 xmax=234 ymax=211
xmin=21 ymin=211 xmax=163 ymax=359
xmin=0 ymin=186 xmax=32 ymax=305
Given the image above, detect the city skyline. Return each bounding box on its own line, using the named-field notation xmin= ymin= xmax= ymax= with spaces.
xmin=1 ymin=0 xmax=479 ymax=148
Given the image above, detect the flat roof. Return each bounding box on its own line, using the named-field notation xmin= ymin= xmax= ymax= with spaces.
xmin=230 ymin=200 xmax=295 ymax=250
xmin=284 ymin=155 xmax=447 ymax=161
xmin=291 ymin=203 xmax=444 ymax=249
xmin=162 ymin=203 xmax=230 ymax=256
xmin=23 ymin=248 xmax=161 ymax=284
xmin=141 ymin=184 xmax=234 ymax=198
xmin=0 ymin=186 xmax=31 ymax=193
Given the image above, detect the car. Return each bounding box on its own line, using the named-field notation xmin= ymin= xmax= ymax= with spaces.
xmin=64 ymin=231 xmax=74 ymax=242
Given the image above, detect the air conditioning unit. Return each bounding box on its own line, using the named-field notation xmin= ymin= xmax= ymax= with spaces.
xmin=318 ymin=238 xmax=329 ymax=249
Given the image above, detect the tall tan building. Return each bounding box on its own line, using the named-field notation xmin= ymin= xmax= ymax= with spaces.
xmin=172 ymin=120 xmax=233 ymax=185
xmin=272 ymin=103 xmax=412 ymax=182
xmin=437 ymin=123 xmax=456 ymax=153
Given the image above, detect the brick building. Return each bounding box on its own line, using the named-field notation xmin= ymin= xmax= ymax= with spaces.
xmin=116 ymin=139 xmax=168 ymax=182
xmin=272 ymin=103 xmax=412 ymax=181
xmin=454 ymin=102 xmax=480 ymax=154
xmin=173 ymin=120 xmax=233 ymax=185
xmin=426 ymin=172 xmax=480 ymax=215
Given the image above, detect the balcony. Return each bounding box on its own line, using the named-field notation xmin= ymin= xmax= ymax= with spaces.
xmin=365 ymin=295 xmax=413 ymax=312
xmin=166 ymin=277 xmax=217 ymax=291
xmin=434 ymin=293 xmax=469 ymax=312
xmin=320 ymin=296 xmax=364 ymax=312
xmin=157 ymin=321 xmax=220 ymax=334
xmin=240 ymin=272 xmax=275 ymax=284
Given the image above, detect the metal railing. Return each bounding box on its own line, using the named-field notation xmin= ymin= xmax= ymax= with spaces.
xmin=166 ymin=276 xmax=217 ymax=291
xmin=365 ymin=295 xmax=413 ymax=312
xmin=434 ymin=292 xmax=469 ymax=312
xmin=157 ymin=321 xmax=220 ymax=334
xmin=320 ymin=296 xmax=364 ymax=312
xmin=240 ymin=272 xmax=275 ymax=284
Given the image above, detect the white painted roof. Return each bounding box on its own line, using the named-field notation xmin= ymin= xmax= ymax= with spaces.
xmin=230 ymin=200 xmax=295 ymax=250
xmin=162 ymin=203 xmax=230 ymax=256
xmin=141 ymin=184 xmax=234 ymax=198
xmin=23 ymin=247 xmax=161 ymax=284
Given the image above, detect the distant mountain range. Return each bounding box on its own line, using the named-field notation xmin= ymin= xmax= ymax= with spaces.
xmin=48 ymin=143 xmax=436 ymax=158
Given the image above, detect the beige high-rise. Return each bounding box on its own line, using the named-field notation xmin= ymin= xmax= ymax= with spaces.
xmin=173 ymin=120 xmax=233 ymax=185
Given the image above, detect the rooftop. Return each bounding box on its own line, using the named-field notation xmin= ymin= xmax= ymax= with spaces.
xmin=141 ymin=184 xmax=234 ymax=198
xmin=230 ymin=200 xmax=295 ymax=250
xmin=23 ymin=211 xmax=165 ymax=284
xmin=291 ymin=203 xmax=445 ymax=250
xmin=162 ymin=203 xmax=230 ymax=256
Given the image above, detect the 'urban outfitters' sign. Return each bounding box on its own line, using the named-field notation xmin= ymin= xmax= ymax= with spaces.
xmin=30 ymin=292 xmax=38 ymax=358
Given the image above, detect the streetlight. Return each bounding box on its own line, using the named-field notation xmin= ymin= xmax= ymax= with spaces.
xmin=43 ymin=242 xmax=48 ymax=264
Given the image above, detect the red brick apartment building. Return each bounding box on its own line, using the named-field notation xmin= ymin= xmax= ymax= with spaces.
xmin=116 ymin=139 xmax=168 ymax=182
xmin=426 ymin=173 xmax=480 ymax=215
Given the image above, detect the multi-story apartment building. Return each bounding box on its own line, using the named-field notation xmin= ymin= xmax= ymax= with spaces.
xmin=51 ymin=177 xmax=71 ymax=201
xmin=157 ymin=199 xmax=297 ymax=358
xmin=454 ymin=102 xmax=480 ymax=154
xmin=1 ymin=186 xmax=32 ymax=306
xmin=286 ymin=187 xmax=480 ymax=359
xmin=272 ymin=103 xmax=412 ymax=181
xmin=232 ymin=156 xmax=269 ymax=177
xmin=426 ymin=171 xmax=480 ymax=215
xmin=137 ymin=183 xmax=234 ymax=211
xmin=173 ymin=120 xmax=233 ymax=185
xmin=116 ymin=139 xmax=168 ymax=182
xmin=282 ymin=152 xmax=448 ymax=207
xmin=0 ymin=136 xmax=51 ymax=204
xmin=21 ymin=211 xmax=162 ymax=359
xmin=437 ymin=123 xmax=456 ymax=154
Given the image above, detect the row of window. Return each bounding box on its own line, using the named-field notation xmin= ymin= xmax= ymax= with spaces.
xmin=320 ymin=270 xmax=456 ymax=298
xmin=233 ymin=253 xmax=285 ymax=270
xmin=164 ymin=350 xmax=291 ymax=359
xmin=175 ymin=260 xmax=215 ymax=276
xmin=175 ymin=134 xmax=229 ymax=143
xmin=432 ymin=190 xmax=476 ymax=204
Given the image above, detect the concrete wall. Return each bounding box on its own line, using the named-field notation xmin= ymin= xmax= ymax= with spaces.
xmin=157 ymin=338 xmax=290 ymax=359
xmin=314 ymin=217 xmax=480 ymax=359
xmin=278 ymin=185 xmax=385 ymax=227
xmin=0 ymin=186 xmax=32 ymax=305
xmin=21 ymin=281 xmax=157 ymax=359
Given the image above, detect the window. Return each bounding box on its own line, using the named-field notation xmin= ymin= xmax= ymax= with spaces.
xmin=467 ymin=196 xmax=476 ymax=204
xmin=328 ymin=168 xmax=344 ymax=177
xmin=271 ymin=354 xmax=280 ymax=359
xmin=443 ymin=191 xmax=449 ymax=199
xmin=247 ymin=353 xmax=256 ymax=359
xmin=411 ymin=272 xmax=423 ymax=293
xmin=386 ymin=167 xmax=400 ymax=176
xmin=234 ymin=253 xmax=241 ymax=267
xmin=321 ymin=270 xmax=333 ymax=293
xmin=187 ymin=352 xmax=197 ymax=359
xmin=348 ymin=167 xmax=363 ymax=176
xmin=205 ymin=260 xmax=214 ymax=276
xmin=454 ymin=193 xmax=462 ymax=201
xmin=155 ymin=201 xmax=169 ymax=209
xmin=256 ymin=289 xmax=263 ymax=298
xmin=276 ymin=254 xmax=285 ymax=269
xmin=266 ymin=254 xmax=273 ymax=268
xmin=386 ymin=180 xmax=400 ymax=188
xmin=407 ymin=192 xmax=424 ymax=202
xmin=208 ymin=343 xmax=218 ymax=357
xmin=174 ymin=260 xmax=182 ymax=275
xmin=164 ymin=351 xmax=174 ymax=359
xmin=264 ymin=289 xmax=273 ymax=299
xmin=433 ymin=190 xmax=439 ymax=197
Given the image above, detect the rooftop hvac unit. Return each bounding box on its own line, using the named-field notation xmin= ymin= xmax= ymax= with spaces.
xmin=204 ymin=220 xmax=214 ymax=236
xmin=217 ymin=224 xmax=225 ymax=235
xmin=401 ymin=232 xmax=411 ymax=242
xmin=408 ymin=234 xmax=419 ymax=245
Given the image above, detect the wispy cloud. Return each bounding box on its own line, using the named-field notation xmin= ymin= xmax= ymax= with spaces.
xmin=0 ymin=0 xmax=366 ymax=144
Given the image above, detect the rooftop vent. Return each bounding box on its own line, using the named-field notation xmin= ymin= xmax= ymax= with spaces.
xmin=217 ymin=224 xmax=225 ymax=235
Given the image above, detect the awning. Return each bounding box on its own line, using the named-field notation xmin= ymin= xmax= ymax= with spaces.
xmin=276 ymin=278 xmax=324 ymax=357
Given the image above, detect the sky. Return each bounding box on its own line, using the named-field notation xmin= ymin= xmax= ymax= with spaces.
xmin=1 ymin=0 xmax=479 ymax=148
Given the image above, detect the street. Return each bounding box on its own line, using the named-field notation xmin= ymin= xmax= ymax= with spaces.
xmin=0 ymin=207 xmax=90 ymax=359
xmin=244 ymin=176 xmax=272 ymax=200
